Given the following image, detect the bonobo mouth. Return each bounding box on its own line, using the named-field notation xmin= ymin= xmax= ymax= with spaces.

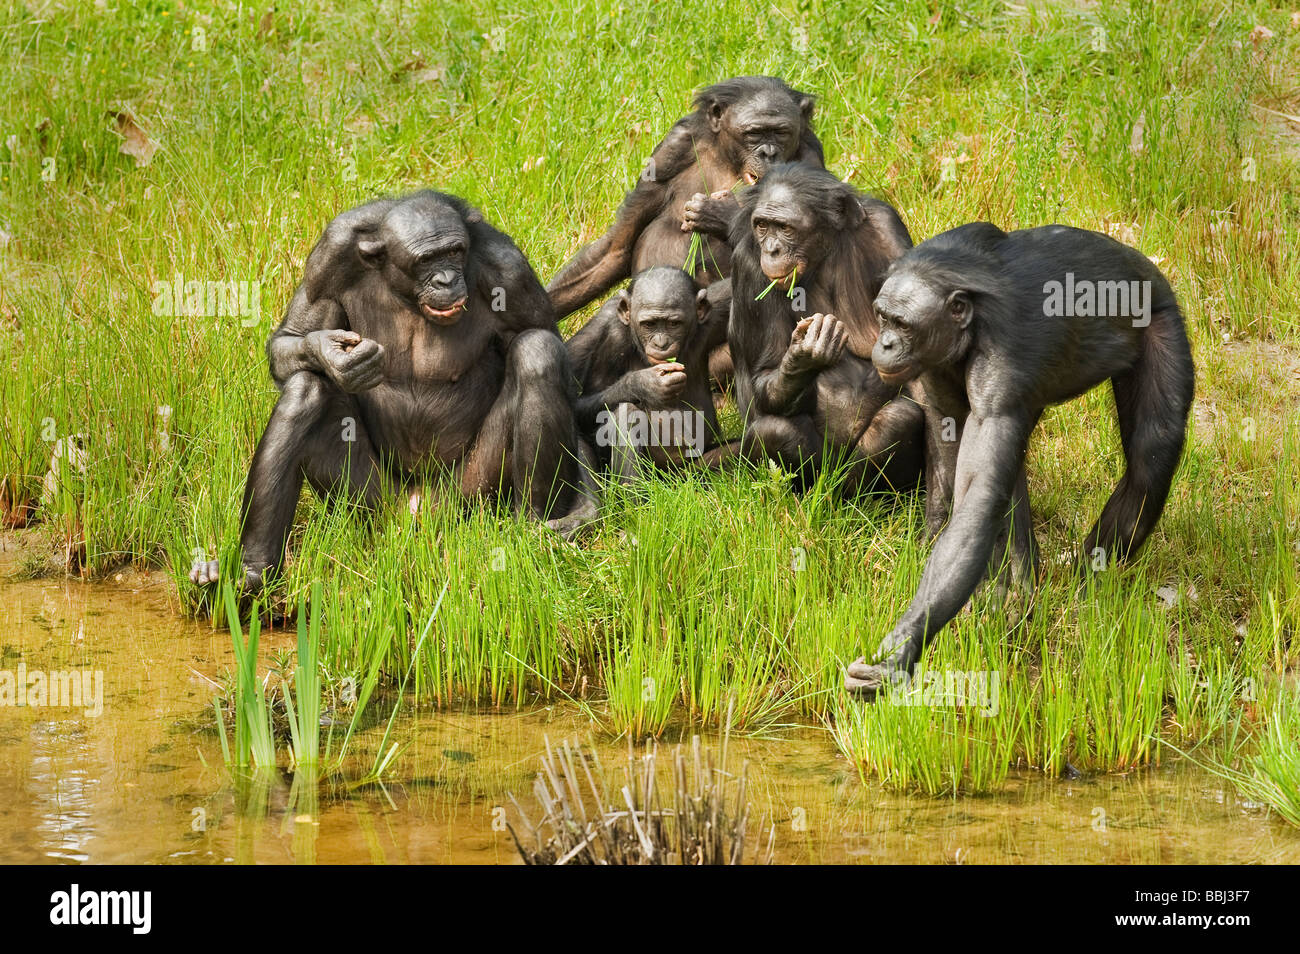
xmin=420 ymin=298 xmax=468 ymax=324
xmin=646 ymin=354 xmax=679 ymax=366
xmin=742 ymin=170 xmax=760 ymax=186
xmin=875 ymin=365 xmax=919 ymax=386
xmin=761 ymin=265 xmax=799 ymax=286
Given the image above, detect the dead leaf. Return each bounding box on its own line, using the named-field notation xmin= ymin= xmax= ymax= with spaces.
xmin=110 ymin=110 xmax=158 ymax=167
xmin=1248 ymin=25 xmax=1275 ymax=46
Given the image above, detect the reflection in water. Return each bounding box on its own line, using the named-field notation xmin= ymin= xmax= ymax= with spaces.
xmin=28 ymin=721 xmax=96 ymax=863
xmin=0 ymin=558 xmax=1297 ymax=865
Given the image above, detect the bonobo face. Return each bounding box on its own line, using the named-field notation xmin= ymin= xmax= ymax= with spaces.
xmin=716 ymin=91 xmax=808 ymax=185
xmin=618 ymin=268 xmax=707 ymax=365
xmin=366 ymin=201 xmax=471 ymax=325
xmin=872 ymin=272 xmax=970 ymax=384
xmin=750 ymin=183 xmax=821 ymax=285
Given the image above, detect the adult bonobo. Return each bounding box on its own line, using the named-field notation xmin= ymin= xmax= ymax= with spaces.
xmin=728 ymin=163 xmax=924 ymax=493
xmin=845 ymin=223 xmax=1194 ymax=697
xmin=190 ymin=191 xmax=598 ymax=593
xmin=566 ymin=267 xmax=738 ymax=478
xmin=547 ymin=76 xmax=825 ymax=318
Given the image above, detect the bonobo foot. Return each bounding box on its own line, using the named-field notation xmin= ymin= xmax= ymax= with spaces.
xmin=844 ymin=633 xmax=919 ymax=700
xmin=545 ymin=501 xmax=597 ymax=540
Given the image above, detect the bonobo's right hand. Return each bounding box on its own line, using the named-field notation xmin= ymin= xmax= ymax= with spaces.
xmin=783 ymin=313 xmax=847 ymax=375
xmin=305 ymin=330 xmax=385 ymax=393
xmin=627 ymin=362 xmax=687 ymax=407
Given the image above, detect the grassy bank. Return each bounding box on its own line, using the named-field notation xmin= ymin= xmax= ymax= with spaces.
xmin=1 ymin=1 xmax=1297 ymax=800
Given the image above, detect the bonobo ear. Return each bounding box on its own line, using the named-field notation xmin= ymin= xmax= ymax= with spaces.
xmin=798 ymin=95 xmax=815 ymax=126
xmin=356 ymin=236 xmax=386 ymax=269
xmin=947 ymin=290 xmax=974 ymax=329
xmin=706 ymin=98 xmax=726 ymax=134
xmin=837 ymin=193 xmax=866 ymax=232
xmin=616 ymin=290 xmax=632 ymax=326
xmin=695 ymin=287 xmax=711 ymax=323
xmin=463 ymin=209 xmax=484 ymax=225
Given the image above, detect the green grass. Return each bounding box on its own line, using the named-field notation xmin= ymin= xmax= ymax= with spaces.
xmin=1 ymin=1 xmax=1298 ymax=809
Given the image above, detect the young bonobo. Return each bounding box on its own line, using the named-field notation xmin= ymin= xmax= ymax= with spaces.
xmin=845 ymin=223 xmax=1195 ymax=697
xmin=190 ymin=191 xmax=598 ymax=594
xmin=728 ymin=164 xmax=924 ymax=493
xmin=566 ymin=267 xmax=738 ymax=478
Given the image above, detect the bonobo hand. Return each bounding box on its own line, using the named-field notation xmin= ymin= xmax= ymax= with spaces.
xmin=627 ymin=362 xmax=687 ymax=407
xmin=681 ymin=190 xmax=735 ymax=235
xmin=844 ymin=630 xmax=917 ymax=700
xmin=783 ymin=313 xmax=847 ymax=375
xmin=305 ymin=329 xmax=385 ymax=393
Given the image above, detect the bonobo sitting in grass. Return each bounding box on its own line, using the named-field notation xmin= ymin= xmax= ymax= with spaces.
xmin=727 ymin=164 xmax=924 ymax=494
xmin=845 ymin=223 xmax=1194 ymax=697
xmin=566 ymin=267 xmax=738 ymax=479
xmin=191 ymin=191 xmax=598 ymax=594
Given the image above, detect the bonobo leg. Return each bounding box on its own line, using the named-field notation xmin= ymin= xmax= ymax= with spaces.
xmin=1082 ymin=305 xmax=1194 ymax=567
xmin=813 ymin=360 xmax=924 ymax=494
xmin=741 ymin=413 xmax=823 ymax=488
xmin=845 ymin=412 xmax=1032 ymax=697
xmin=204 ymin=370 xmax=385 ymax=592
xmin=460 ymin=329 xmax=599 ymax=536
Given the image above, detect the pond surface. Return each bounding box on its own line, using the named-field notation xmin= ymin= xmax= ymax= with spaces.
xmin=2 ymin=546 xmax=1297 ymax=865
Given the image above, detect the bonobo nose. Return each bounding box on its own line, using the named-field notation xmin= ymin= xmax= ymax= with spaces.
xmin=432 ymin=269 xmax=455 ymax=288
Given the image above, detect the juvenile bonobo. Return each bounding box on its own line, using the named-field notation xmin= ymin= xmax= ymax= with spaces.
xmin=190 ymin=191 xmax=598 ymax=593
xmin=566 ymin=267 xmax=738 ymax=477
xmin=845 ymin=223 xmax=1194 ymax=697
xmin=728 ymin=163 xmax=923 ymax=493
xmin=547 ymin=76 xmax=826 ymax=388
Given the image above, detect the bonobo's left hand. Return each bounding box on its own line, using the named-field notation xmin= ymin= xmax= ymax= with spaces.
xmin=305 ymin=329 xmax=385 ymax=393
xmin=681 ymin=190 xmax=736 ymax=236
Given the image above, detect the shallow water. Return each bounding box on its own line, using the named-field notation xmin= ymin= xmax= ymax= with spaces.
xmin=1 ymin=548 xmax=1297 ymax=865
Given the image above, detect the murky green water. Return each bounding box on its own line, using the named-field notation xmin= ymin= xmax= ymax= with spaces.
xmin=2 ymin=544 xmax=1297 ymax=865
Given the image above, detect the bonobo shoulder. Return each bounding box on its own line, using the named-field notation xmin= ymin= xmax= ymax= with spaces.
xmin=301 ymin=199 xmax=397 ymax=298
xmin=641 ymin=119 xmax=702 ymax=187
xmin=860 ymin=197 xmax=914 ymax=254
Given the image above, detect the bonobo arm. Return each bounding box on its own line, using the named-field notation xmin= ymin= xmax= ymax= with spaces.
xmin=878 ymin=411 xmax=1032 ymax=663
xmin=265 ymin=201 xmax=391 ymax=392
xmin=547 ymin=124 xmax=696 ymax=318
xmin=750 ymin=314 xmax=847 ymax=417
xmin=574 ymin=361 xmax=687 ymax=431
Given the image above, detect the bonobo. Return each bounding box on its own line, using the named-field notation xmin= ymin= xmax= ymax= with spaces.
xmin=547 ymin=76 xmax=826 ymax=388
xmin=727 ymin=163 xmax=923 ymax=492
xmin=547 ymin=76 xmax=824 ymax=318
xmin=566 ymin=267 xmax=738 ymax=478
xmin=190 ymin=191 xmax=598 ymax=592
xmin=845 ymin=223 xmax=1194 ymax=696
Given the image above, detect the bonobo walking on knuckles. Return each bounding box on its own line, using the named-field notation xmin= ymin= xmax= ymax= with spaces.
xmin=547 ymin=76 xmax=825 ymax=386
xmin=190 ymin=191 xmax=598 ymax=593
xmin=566 ymin=267 xmax=739 ymax=479
xmin=728 ymin=163 xmax=923 ymax=493
xmin=845 ymin=223 xmax=1194 ymax=697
